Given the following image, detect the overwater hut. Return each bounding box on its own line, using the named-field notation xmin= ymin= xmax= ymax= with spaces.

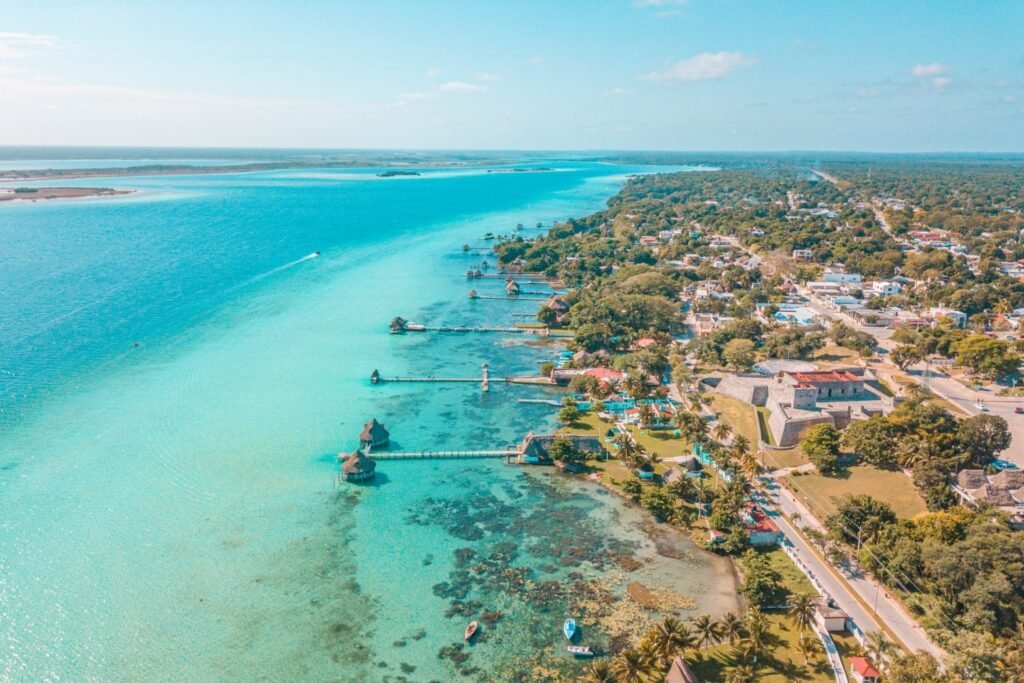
xmin=518 ymin=432 xmax=606 ymax=464
xmin=462 ymin=243 xmax=470 ymax=251
xmin=339 ymin=449 xmax=376 ymax=482
xmin=468 ymin=289 xmax=478 ymax=299
xmin=547 ymin=296 xmax=569 ymax=314
xmin=389 ymin=316 xmax=407 ymax=334
xmin=359 ymin=418 xmax=390 ymax=450
xmin=506 ymin=280 xmax=521 ymax=297
xmin=370 ymin=369 xmax=381 ymax=384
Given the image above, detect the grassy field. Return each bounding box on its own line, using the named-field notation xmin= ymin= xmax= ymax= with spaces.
xmin=709 ymin=393 xmax=760 ymax=445
xmin=688 ymin=548 xmax=838 ymax=682
xmin=811 ymin=345 xmax=864 ymax=368
xmin=781 ymin=465 xmax=927 ymax=520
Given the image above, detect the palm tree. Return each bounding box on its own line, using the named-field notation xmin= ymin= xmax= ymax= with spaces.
xmin=731 ymin=434 xmax=751 ymax=456
xmin=691 ymin=477 xmax=713 ymax=514
xmin=625 ymin=373 xmax=652 ymax=401
xmin=614 ymin=432 xmax=637 ymax=464
xmin=727 ymin=664 xmax=757 ymax=683
xmin=863 ymin=630 xmax=893 ymax=669
xmin=645 ymin=617 xmax=695 ymax=664
xmin=610 ymin=648 xmax=656 ymax=683
xmin=580 ymin=660 xmax=617 ymax=683
xmin=713 ymin=421 xmax=733 ymax=442
xmin=788 ymin=593 xmax=818 ymax=633
xmin=740 ymin=452 xmax=761 ymax=481
xmin=691 ymin=614 xmax=721 ymax=651
xmin=717 ymin=612 xmax=743 ymax=646
xmin=676 ymin=410 xmax=708 ymax=447
xmin=637 ymin=402 xmax=655 ymax=429
xmin=739 ymin=621 xmax=767 ymax=664
xmin=796 ymin=633 xmax=821 ymax=666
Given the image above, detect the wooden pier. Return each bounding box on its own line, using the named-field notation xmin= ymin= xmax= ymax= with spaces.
xmin=471 ymin=295 xmax=549 ymax=301
xmin=370 ymin=449 xmax=519 ymax=460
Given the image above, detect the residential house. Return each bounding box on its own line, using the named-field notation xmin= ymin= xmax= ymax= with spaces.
xmin=823 ymin=267 xmax=862 ymax=284
xmin=740 ymin=503 xmax=782 ymax=547
xmin=929 ymin=307 xmax=967 ymax=329
xmin=792 ymin=249 xmax=813 ymax=260
xmin=849 ymin=657 xmax=881 ymax=683
xmin=870 ymin=280 xmax=903 ymax=297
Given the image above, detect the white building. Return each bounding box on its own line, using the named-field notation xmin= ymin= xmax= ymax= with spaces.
xmin=792 ymin=249 xmax=813 ymax=260
xmin=822 ymin=266 xmax=862 ymax=284
xmin=870 ymin=281 xmax=903 ymax=297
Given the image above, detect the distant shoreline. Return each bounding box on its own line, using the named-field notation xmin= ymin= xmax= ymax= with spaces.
xmin=0 ymin=187 xmax=133 ymax=203
xmin=0 ymin=158 xmax=554 ymax=184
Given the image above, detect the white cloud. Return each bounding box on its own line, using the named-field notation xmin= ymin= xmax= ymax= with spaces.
xmin=910 ymin=62 xmax=949 ymax=77
xmin=855 ymin=87 xmax=882 ymax=98
xmin=1003 ymin=95 xmax=1016 ymax=104
xmin=394 ymin=91 xmax=434 ymax=107
xmin=424 ymin=67 xmax=441 ymax=78
xmin=475 ymin=72 xmax=501 ymax=82
xmin=640 ymin=51 xmax=755 ymax=81
xmin=931 ymin=76 xmax=952 ymax=91
xmin=438 ymin=80 xmax=488 ymax=93
xmin=603 ymin=87 xmax=632 ymax=96
xmin=633 ymin=0 xmax=686 ymax=6
xmin=0 ymin=32 xmax=58 ymax=60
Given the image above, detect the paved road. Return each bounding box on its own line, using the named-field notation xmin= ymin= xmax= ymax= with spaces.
xmin=753 ymin=482 xmax=946 ymax=659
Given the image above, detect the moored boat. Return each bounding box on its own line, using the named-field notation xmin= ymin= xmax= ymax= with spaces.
xmin=567 ymin=645 xmax=594 ymax=657
xmin=563 ymin=618 xmax=577 ymax=641
xmin=465 ymin=621 xmax=479 ymax=641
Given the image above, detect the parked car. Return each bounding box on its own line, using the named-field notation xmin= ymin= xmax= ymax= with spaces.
xmin=975 ymin=403 xmax=989 ymax=412
xmin=1015 ymin=407 xmax=1023 ymax=415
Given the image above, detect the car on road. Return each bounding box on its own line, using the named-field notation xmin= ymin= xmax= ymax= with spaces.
xmin=1015 ymin=407 xmax=1024 ymax=415
xmin=975 ymin=403 xmax=989 ymax=412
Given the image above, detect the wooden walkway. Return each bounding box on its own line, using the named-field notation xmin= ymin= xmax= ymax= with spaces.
xmin=371 ymin=449 xmax=519 ymax=460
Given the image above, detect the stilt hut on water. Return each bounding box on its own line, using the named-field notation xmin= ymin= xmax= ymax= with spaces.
xmin=359 ymin=418 xmax=390 ymax=450
xmin=339 ymin=449 xmax=376 ymax=482
xmin=468 ymin=289 xmax=478 ymax=299
xmin=505 ymin=280 xmax=520 ymax=297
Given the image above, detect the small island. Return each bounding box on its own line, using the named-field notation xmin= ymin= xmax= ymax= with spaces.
xmin=0 ymin=187 xmax=131 ymax=203
xmin=376 ymin=170 xmax=422 ymax=178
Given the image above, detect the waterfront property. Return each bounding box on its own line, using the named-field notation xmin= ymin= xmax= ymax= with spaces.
xmin=359 ymin=418 xmax=390 ymax=450
xmin=339 ymin=448 xmax=377 ymax=482
xmin=848 ymin=656 xmax=880 ymax=683
xmin=518 ymin=433 xmax=607 ymax=464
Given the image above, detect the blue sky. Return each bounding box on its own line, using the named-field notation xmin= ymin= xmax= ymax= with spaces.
xmin=1 ymin=0 xmax=1021 ymax=151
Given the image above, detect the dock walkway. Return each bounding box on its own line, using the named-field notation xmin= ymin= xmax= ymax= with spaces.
xmin=371 ymin=450 xmax=518 ymax=460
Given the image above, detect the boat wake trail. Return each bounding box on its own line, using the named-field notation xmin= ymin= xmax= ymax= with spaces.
xmin=226 ymin=251 xmax=320 ymax=293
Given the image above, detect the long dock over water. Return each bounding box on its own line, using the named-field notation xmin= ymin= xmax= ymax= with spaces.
xmin=371 ymin=450 xmax=519 ymax=460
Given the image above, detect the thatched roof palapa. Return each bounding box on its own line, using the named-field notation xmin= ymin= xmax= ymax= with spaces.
xmin=340 ymin=449 xmax=376 ymax=480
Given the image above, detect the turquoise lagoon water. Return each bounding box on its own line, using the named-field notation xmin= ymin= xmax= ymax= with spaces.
xmin=0 ymin=161 xmax=737 ymax=681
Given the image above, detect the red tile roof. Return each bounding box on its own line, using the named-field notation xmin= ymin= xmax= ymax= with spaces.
xmin=583 ymin=367 xmax=626 ymax=383
xmin=849 ymin=656 xmax=880 ymax=678
xmin=788 ymin=370 xmax=861 ymax=384
xmin=742 ymin=503 xmax=779 ymax=534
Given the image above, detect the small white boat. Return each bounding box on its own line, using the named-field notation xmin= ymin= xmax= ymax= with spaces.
xmin=567 ymin=645 xmax=594 ymax=657
xmin=465 ymin=621 xmax=479 ymax=641
xmin=563 ymin=618 xmax=577 ymax=641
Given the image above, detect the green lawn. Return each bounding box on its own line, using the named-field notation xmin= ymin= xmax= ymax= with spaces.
xmin=686 ymin=548 xmax=838 ymax=682
xmin=709 ymin=393 xmax=760 ymax=446
xmin=781 ymin=465 xmax=927 ymax=520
